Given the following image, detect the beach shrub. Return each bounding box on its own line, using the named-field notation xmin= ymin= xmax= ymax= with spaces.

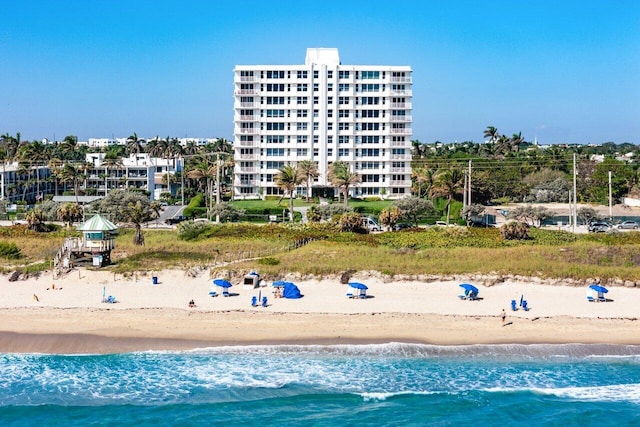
xmin=339 ymin=212 xmax=366 ymax=233
xmin=0 ymin=241 xmax=21 ymax=259
xmin=176 ymin=221 xmax=211 ymax=241
xmin=257 ymin=257 xmax=279 ymax=266
xmin=182 ymin=193 xmax=204 ymax=218
xmin=500 ymin=221 xmax=530 ymax=240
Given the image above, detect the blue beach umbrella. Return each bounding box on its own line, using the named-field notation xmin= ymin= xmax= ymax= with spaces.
xmin=589 ymin=284 xmax=608 ymax=294
xmin=213 ymin=279 xmax=233 ymax=288
xmin=272 ymin=280 xmax=290 ymax=288
xmin=348 ymin=282 xmax=368 ymax=290
xmin=459 ymin=283 xmax=478 ymax=293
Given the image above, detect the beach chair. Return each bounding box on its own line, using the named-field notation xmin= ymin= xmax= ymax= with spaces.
xmin=511 ymin=300 xmax=518 ymax=311
xmin=223 ymin=289 xmax=230 ymax=297
xmin=598 ymin=295 xmax=607 ymax=303
xmin=261 ymin=296 xmax=268 ymax=307
xmin=467 ymin=292 xmax=478 ymax=301
xmin=521 ymin=300 xmax=529 ymax=311
xmin=209 ymin=290 xmax=218 ymax=297
xmin=359 ymin=290 xmax=367 ymax=299
xmin=106 ymin=295 xmax=116 ymax=304
xmin=346 ymin=292 xmax=354 ymax=298
xmin=587 ymin=295 xmax=595 ymax=302
xmin=251 ymin=296 xmax=258 ymax=307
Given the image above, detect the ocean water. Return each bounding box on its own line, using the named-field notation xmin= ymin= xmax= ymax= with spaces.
xmin=1 ymin=343 xmax=639 ymax=426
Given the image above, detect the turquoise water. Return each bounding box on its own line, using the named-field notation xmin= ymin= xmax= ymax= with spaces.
xmin=1 ymin=343 xmax=639 ymax=426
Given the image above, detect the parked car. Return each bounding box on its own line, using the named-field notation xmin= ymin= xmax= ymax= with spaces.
xmin=393 ymin=222 xmax=413 ymax=231
xmin=165 ymin=215 xmax=189 ymax=225
xmin=361 ymin=216 xmax=381 ymax=232
xmin=588 ymin=221 xmax=611 ymax=233
xmin=617 ymin=220 xmax=639 ymax=230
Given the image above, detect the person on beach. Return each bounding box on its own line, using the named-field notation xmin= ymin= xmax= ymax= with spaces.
xmin=501 ymin=309 xmax=506 ymax=325
xmin=33 ymin=294 xmax=39 ymax=302
xmin=188 ymin=299 xmax=196 ymax=308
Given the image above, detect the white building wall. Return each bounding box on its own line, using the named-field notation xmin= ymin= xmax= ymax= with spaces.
xmin=233 ymin=48 xmax=413 ymax=199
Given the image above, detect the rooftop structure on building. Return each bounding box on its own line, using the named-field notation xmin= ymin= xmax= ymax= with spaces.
xmin=233 ymin=48 xmax=413 ymax=199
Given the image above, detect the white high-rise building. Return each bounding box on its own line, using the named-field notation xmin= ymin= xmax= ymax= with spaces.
xmin=233 ymin=48 xmax=412 ymax=199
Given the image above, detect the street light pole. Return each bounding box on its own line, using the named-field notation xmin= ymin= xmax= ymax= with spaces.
xmin=216 ymin=152 xmax=221 ymax=224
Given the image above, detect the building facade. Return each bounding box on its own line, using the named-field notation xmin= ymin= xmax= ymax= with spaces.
xmin=233 ymin=48 xmax=412 ymax=199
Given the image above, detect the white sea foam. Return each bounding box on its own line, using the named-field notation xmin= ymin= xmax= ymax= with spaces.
xmin=533 ymin=383 xmax=640 ymax=403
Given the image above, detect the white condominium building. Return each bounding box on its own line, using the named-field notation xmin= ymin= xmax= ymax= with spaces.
xmin=233 ymin=48 xmax=412 ymax=199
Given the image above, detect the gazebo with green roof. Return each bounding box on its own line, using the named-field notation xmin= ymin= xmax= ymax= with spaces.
xmin=73 ymin=214 xmax=118 ymax=267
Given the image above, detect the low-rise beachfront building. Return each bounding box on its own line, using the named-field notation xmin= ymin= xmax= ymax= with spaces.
xmin=233 ymin=48 xmax=413 ymax=199
xmin=0 ymin=162 xmax=54 ymax=203
xmin=83 ymin=153 xmax=183 ymax=200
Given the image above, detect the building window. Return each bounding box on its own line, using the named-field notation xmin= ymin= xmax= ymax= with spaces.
xmin=313 ymin=122 xmax=319 ymax=131
xmin=338 ymin=148 xmax=349 ymax=157
xmin=327 ymin=70 xmax=333 ymax=79
xmin=313 ymin=70 xmax=319 ymax=78
xmin=313 ymin=109 xmax=319 ymax=118
xmin=338 ymin=70 xmax=350 ymax=79
xmin=297 ymin=97 xmax=308 ymax=105
xmin=327 ymin=97 xmax=333 ymax=105
xmin=266 ymin=71 xmax=285 ymax=79
xmin=297 ymin=70 xmax=308 ymax=79
xmin=328 ymin=148 xmax=333 ymax=156
xmin=327 ymin=122 xmax=333 ymax=131
xmin=338 ymin=135 xmax=349 ymax=143
xmin=361 ymin=71 xmax=380 ymax=79
xmin=296 ymin=109 xmax=308 ymax=118
xmin=296 ymin=148 xmax=308 ymax=156
xmin=327 ymin=110 xmax=333 ymax=118
xmin=338 ymin=110 xmax=350 ymax=118
xmin=338 ymin=123 xmax=350 ymax=131
xmin=297 ymin=122 xmax=308 ymax=131
xmin=297 ymin=84 xmax=308 ymax=92
xmin=313 ymin=96 xmax=319 ymax=105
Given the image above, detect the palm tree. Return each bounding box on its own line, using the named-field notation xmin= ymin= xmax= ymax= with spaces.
xmin=327 ymin=161 xmax=361 ymax=206
xmin=411 ymin=166 xmax=434 ymax=198
xmin=125 ymin=200 xmax=152 ymax=246
xmin=510 ymin=132 xmax=524 ymax=153
xmin=150 ymin=200 xmax=163 ymax=227
xmin=274 ymin=164 xmax=303 ymax=221
xmin=58 ymin=163 xmax=83 ymax=204
xmin=187 ymin=162 xmax=217 ymax=219
xmin=483 ymin=126 xmax=499 ymax=143
xmin=431 ymin=167 xmax=465 ymax=224
xmin=297 ymin=160 xmax=319 ymax=202
xmin=101 ymin=152 xmax=124 ymax=194
xmin=57 ymin=202 xmax=83 ymax=228
xmin=126 ymin=132 xmax=144 ymax=160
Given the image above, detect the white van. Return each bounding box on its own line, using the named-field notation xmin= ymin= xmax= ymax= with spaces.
xmin=362 ymin=216 xmax=381 ymax=232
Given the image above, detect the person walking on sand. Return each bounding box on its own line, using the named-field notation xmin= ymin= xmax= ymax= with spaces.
xmin=501 ymin=309 xmax=506 ymax=325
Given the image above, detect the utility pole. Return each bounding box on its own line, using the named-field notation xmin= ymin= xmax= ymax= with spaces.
xmin=573 ymin=153 xmax=577 ymax=233
xmin=468 ymin=160 xmax=472 ymax=206
xmin=608 ymin=171 xmax=612 ymax=220
xmin=216 ymin=152 xmax=221 ymax=224
xmin=181 ymin=157 xmax=185 ymax=206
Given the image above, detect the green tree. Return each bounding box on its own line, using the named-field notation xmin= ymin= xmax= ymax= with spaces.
xmin=297 ymin=160 xmax=319 ymax=202
xmin=327 ymin=161 xmax=361 ymax=206
xmin=393 ymin=196 xmax=435 ymax=226
xmin=274 ymin=164 xmax=302 ymax=221
xmin=57 ymin=202 xmax=83 ymax=228
xmin=431 ymin=168 xmax=465 ymax=224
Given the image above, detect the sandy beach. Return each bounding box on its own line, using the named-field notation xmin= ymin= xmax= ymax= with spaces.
xmin=1 ymin=268 xmax=639 ymax=354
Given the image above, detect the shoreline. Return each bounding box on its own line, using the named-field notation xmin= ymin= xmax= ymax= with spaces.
xmin=1 ymin=308 xmax=639 ymax=354
xmin=1 ymin=268 xmax=640 ymax=354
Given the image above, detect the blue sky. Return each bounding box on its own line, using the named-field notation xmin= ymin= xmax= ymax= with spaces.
xmin=1 ymin=0 xmax=638 ymax=144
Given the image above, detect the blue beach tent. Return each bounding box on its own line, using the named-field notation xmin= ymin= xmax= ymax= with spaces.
xmin=282 ymin=282 xmax=302 ymax=299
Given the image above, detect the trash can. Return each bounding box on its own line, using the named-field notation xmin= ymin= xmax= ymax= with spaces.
xmin=152 ymin=276 xmax=158 ymax=285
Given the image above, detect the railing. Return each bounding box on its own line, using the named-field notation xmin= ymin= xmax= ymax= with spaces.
xmin=239 ymin=128 xmax=258 ymax=134
xmin=239 ymin=154 xmax=259 ymax=160
xmin=390 ymin=90 xmax=412 ymax=96
xmin=390 ymin=115 xmax=412 ymax=122
xmin=390 ymin=77 xmax=412 ymax=83
xmin=391 ymin=102 xmax=412 ymax=109
xmin=237 ymin=140 xmax=257 ymax=147
xmin=390 ymin=129 xmax=412 ymax=136
xmin=390 ymin=167 xmax=406 ymax=173
xmin=235 ymin=179 xmax=257 ymax=186
xmin=390 ymin=180 xmax=410 ymax=186
xmin=390 ymin=154 xmax=412 ymax=160
xmin=238 ymin=167 xmax=258 ymax=173
xmin=235 ymin=89 xmax=259 ymax=95
xmin=239 ymin=102 xmax=259 ymax=108
xmin=239 ymin=115 xmax=255 ymax=121
xmin=238 ymin=76 xmax=257 ymax=82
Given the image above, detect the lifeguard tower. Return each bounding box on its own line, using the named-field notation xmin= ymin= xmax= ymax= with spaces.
xmin=55 ymin=214 xmax=118 ymax=274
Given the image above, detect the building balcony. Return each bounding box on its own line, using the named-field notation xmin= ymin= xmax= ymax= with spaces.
xmin=235 ymin=179 xmax=257 ymax=186
xmin=390 ymin=77 xmax=412 ymax=83
xmin=390 ymin=115 xmax=412 ymax=122
xmin=390 ymin=90 xmax=412 ymax=96
xmin=390 ymin=154 xmax=412 ymax=160
xmin=238 ymin=166 xmax=258 ymax=173
xmin=237 ymin=76 xmax=257 ymax=83
xmin=239 ymin=128 xmax=258 ymax=134
xmin=237 ymin=140 xmax=257 ymax=147
xmin=390 ymin=180 xmax=411 ymax=186
xmin=235 ymin=89 xmax=259 ymax=95
xmin=239 ymin=102 xmax=259 ymax=108
xmin=390 ymin=167 xmax=407 ymax=173
xmin=391 ymin=102 xmax=412 ymax=109
xmin=390 ymin=129 xmax=412 ymax=137
xmin=238 ymin=115 xmax=256 ymax=121
xmin=238 ymin=154 xmax=259 ymax=160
